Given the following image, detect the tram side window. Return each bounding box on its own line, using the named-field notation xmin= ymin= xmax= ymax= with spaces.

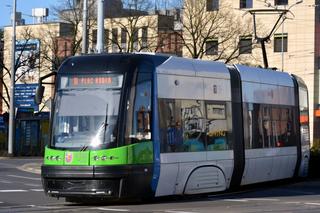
xmin=125 ymin=72 xmax=152 ymax=144
xmin=243 ymin=104 xmax=296 ymax=149
xmin=242 ymin=103 xmax=250 ymax=149
xmin=271 ymin=107 xmax=281 ymax=147
xmin=159 ymin=99 xmax=207 ymax=152
xmin=159 ymin=99 xmax=183 ymax=152
xmin=159 ymin=99 xmax=232 ymax=152
xmin=243 ymin=103 xmax=265 ymax=149
xmin=206 ymin=103 xmax=229 ymax=151
xmin=181 ymin=100 xmax=206 ymax=152
xmin=299 ymin=88 xmax=310 ymax=145
xmin=280 ymin=108 xmax=295 ymax=146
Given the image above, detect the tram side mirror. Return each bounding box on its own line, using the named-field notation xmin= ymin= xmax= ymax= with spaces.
xmin=34 ymin=85 xmax=45 ymax=105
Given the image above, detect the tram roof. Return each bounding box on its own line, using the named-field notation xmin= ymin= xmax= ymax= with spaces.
xmin=156 ymin=56 xmax=230 ymax=79
xmin=235 ymin=64 xmax=294 ymax=87
xmin=58 ymin=53 xmax=170 ymax=73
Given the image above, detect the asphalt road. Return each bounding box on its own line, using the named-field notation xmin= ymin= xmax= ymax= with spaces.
xmin=0 ymin=158 xmax=320 ymax=213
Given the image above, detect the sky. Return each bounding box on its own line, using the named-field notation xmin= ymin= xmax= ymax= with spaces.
xmin=0 ymin=0 xmax=181 ymax=28
xmin=0 ymin=0 xmax=58 ymax=28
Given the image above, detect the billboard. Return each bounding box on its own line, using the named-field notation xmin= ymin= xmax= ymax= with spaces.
xmin=14 ymin=83 xmax=39 ymax=112
xmin=15 ymin=39 xmax=40 ymax=84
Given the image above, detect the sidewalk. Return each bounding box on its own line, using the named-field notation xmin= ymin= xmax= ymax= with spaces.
xmin=0 ymin=156 xmax=43 ymax=174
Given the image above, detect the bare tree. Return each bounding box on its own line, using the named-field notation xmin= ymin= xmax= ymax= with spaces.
xmin=1 ymin=27 xmax=41 ymax=110
xmin=179 ymin=0 xmax=259 ymax=64
xmin=97 ymin=0 xmax=172 ymax=53
xmin=52 ymin=0 xmax=97 ymax=56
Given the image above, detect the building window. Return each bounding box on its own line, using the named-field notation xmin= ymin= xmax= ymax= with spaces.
xmin=240 ymin=0 xmax=253 ymax=8
xmin=275 ymin=0 xmax=288 ymax=5
xmin=274 ymin=33 xmax=287 ymax=52
xmin=133 ymin=28 xmax=139 ymax=51
xmin=92 ymin=29 xmax=97 ymax=46
xmin=207 ymin=0 xmax=219 ymax=11
xmin=112 ymin=28 xmax=118 ymax=43
xmin=239 ymin=37 xmax=252 ymax=54
xmin=104 ymin=29 xmax=109 ymax=52
xmin=206 ymin=40 xmax=218 ymax=55
xmin=121 ymin=28 xmax=127 ymax=50
xmin=112 ymin=28 xmax=118 ymax=52
xmin=142 ymin=27 xmax=148 ymax=48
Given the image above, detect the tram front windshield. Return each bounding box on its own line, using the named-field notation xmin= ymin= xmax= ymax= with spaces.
xmin=51 ymin=73 xmax=123 ymax=149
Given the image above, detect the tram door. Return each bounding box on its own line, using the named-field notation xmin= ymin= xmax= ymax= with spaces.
xmin=16 ymin=119 xmax=40 ymax=156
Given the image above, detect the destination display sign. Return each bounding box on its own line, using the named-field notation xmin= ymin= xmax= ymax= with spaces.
xmin=60 ymin=74 xmax=123 ymax=89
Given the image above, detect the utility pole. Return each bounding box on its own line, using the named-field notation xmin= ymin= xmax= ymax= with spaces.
xmin=82 ymin=0 xmax=88 ymax=54
xmin=8 ymin=0 xmax=16 ymax=155
xmin=281 ymin=14 xmax=285 ymax=71
xmin=97 ymin=0 xmax=104 ymax=53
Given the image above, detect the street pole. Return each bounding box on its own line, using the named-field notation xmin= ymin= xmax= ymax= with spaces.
xmin=82 ymin=0 xmax=88 ymax=54
xmin=8 ymin=0 xmax=16 ymax=155
xmin=97 ymin=0 xmax=104 ymax=53
xmin=281 ymin=14 xmax=284 ymax=71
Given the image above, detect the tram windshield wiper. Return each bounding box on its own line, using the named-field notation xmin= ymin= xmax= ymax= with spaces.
xmin=90 ymin=104 xmax=109 ymax=148
xmin=102 ymin=104 xmax=109 ymax=143
xmin=80 ymin=145 xmax=88 ymax=151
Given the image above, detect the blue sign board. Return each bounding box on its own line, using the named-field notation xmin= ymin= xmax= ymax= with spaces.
xmin=15 ymin=83 xmax=39 ymax=112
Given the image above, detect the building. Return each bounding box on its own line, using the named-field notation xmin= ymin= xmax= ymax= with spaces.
xmin=89 ymin=13 xmax=181 ymax=55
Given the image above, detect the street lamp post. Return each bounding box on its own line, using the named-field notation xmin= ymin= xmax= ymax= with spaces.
xmin=97 ymin=0 xmax=104 ymax=53
xmin=82 ymin=0 xmax=88 ymax=54
xmin=281 ymin=15 xmax=285 ymax=71
xmin=8 ymin=0 xmax=16 ymax=155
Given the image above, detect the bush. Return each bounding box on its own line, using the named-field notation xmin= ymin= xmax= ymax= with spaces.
xmin=309 ymin=139 xmax=320 ymax=177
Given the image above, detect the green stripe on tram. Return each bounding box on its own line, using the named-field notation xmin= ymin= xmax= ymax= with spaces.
xmin=44 ymin=147 xmax=65 ymax=165
xmin=43 ymin=141 xmax=153 ymax=166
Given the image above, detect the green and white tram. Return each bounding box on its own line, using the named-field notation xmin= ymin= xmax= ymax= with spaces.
xmin=36 ymin=53 xmax=310 ymax=201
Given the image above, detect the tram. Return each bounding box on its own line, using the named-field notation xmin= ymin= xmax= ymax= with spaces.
xmin=36 ymin=53 xmax=310 ymax=201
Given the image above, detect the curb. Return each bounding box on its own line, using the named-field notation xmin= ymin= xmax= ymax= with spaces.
xmin=17 ymin=163 xmax=41 ymax=175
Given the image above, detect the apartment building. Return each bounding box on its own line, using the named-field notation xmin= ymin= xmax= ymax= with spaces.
xmin=89 ymin=13 xmax=181 ymax=55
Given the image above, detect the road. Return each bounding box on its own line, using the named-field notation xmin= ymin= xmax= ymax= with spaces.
xmin=0 ymin=158 xmax=320 ymax=212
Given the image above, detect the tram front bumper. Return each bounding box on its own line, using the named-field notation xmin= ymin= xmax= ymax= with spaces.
xmin=41 ymin=165 xmax=153 ymax=199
